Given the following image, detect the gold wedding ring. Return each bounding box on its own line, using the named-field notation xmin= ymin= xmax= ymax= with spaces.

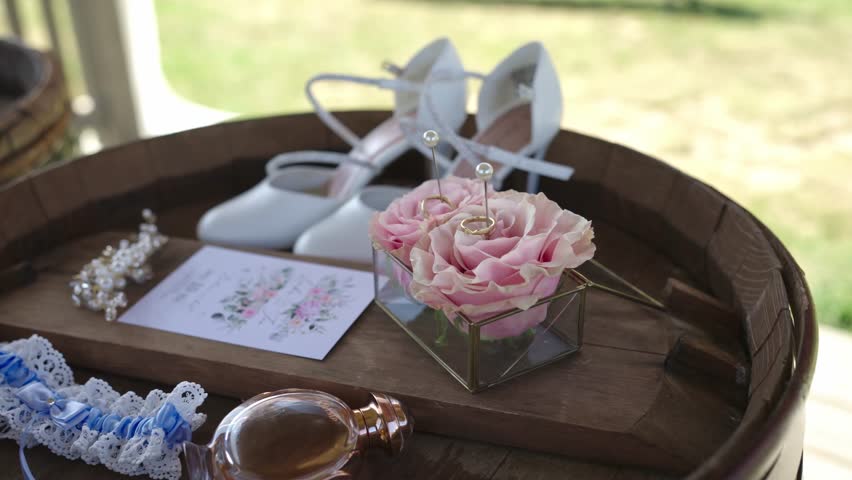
xmin=459 ymin=215 xmax=496 ymax=236
xmin=419 ymin=194 xmax=454 ymax=219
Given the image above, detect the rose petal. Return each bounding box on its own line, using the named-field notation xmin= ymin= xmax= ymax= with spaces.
xmin=408 ymin=190 xmax=595 ymax=339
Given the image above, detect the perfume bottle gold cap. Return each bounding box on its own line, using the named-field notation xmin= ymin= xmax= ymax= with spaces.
xmin=354 ymin=392 xmax=413 ymax=456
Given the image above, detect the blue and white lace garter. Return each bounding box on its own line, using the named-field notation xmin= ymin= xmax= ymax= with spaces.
xmin=0 ymin=335 xmax=207 ymax=480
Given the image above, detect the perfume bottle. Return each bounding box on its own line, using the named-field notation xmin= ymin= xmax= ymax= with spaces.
xmin=183 ymin=389 xmax=412 ymax=480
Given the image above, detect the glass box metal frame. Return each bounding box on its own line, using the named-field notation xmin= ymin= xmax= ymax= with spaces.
xmin=372 ymin=247 xmax=663 ymax=393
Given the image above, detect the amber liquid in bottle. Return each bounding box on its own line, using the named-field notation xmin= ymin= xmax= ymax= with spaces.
xmin=184 ymin=389 xmax=411 ymax=480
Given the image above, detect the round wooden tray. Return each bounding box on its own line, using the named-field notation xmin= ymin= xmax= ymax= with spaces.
xmin=0 ymin=38 xmax=71 ymax=185
xmin=0 ymin=112 xmax=815 ymax=479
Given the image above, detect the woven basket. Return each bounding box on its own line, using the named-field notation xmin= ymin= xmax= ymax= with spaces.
xmin=0 ymin=38 xmax=72 ymax=185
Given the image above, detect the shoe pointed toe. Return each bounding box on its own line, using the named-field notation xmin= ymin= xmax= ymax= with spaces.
xmin=294 ymin=185 xmax=409 ymax=264
xmin=197 ymin=179 xmax=342 ymax=250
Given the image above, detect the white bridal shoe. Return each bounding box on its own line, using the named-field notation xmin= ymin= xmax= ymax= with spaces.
xmin=197 ymin=38 xmax=467 ymax=249
xmin=294 ymin=41 xmax=573 ymax=264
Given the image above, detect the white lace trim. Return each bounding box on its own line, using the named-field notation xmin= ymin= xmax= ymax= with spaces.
xmin=0 ymin=335 xmax=207 ymax=480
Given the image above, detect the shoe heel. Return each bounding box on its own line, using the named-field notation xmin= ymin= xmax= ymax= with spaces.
xmin=525 ymin=147 xmax=548 ymax=193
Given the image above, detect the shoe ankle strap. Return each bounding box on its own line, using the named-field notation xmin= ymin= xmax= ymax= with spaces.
xmin=396 ymin=70 xmax=484 ymax=172
xmin=265 ymin=150 xmax=381 ymax=177
xmin=381 ymin=60 xmax=405 ymax=77
xmin=420 ymin=71 xmax=574 ymax=183
xmin=453 ymin=136 xmax=574 ymax=181
xmin=305 ymin=72 xmax=421 ymax=149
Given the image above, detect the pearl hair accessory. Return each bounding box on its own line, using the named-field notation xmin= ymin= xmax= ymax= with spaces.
xmin=69 ymin=209 xmax=168 ymax=321
xmin=459 ymin=162 xmax=496 ymax=236
xmin=418 ymin=130 xmax=455 ymax=219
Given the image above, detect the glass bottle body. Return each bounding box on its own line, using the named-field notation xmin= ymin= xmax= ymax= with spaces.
xmin=184 ymin=389 xmax=411 ymax=480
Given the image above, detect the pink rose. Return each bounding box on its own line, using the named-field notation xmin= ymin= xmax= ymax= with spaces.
xmin=409 ymin=190 xmax=595 ymax=339
xmin=369 ymin=176 xmax=485 ymax=267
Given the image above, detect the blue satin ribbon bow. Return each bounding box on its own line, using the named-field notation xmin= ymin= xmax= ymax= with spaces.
xmin=16 ymin=382 xmax=91 ymax=429
xmin=2 ymin=350 xmax=193 ymax=480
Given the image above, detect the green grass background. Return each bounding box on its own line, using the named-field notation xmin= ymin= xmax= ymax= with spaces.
xmin=3 ymin=0 xmax=851 ymax=328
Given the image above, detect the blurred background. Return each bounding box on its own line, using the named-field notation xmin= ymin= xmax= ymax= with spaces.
xmin=1 ymin=0 xmax=850 ymax=477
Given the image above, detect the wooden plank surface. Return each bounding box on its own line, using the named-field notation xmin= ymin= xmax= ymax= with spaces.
xmin=661 ymin=174 xmax=726 ymax=283
xmin=0 ymin=225 xmax=739 ymax=474
xmin=0 ymin=368 xmax=674 ymax=480
xmin=705 ymin=204 xmax=752 ymax=307
xmin=600 ymin=143 xmax=679 ymax=246
xmin=0 ymin=176 xmax=49 ymax=262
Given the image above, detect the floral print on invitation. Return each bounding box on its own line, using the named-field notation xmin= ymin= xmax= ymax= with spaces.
xmin=269 ymin=275 xmax=355 ymax=341
xmin=211 ymin=267 xmax=292 ymax=330
xmin=119 ymin=246 xmax=375 ymax=360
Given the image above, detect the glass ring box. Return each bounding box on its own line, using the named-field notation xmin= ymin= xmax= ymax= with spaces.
xmin=372 ymin=247 xmax=663 ymax=393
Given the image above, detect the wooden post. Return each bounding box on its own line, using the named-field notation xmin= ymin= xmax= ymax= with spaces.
xmin=67 ymin=0 xmax=140 ymax=146
xmin=3 ymin=0 xmax=23 ymax=38
xmin=664 ymin=277 xmax=741 ymax=343
xmin=666 ymin=334 xmax=748 ymax=404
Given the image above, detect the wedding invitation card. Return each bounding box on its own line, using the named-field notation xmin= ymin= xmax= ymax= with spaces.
xmin=119 ymin=246 xmax=375 ymax=360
